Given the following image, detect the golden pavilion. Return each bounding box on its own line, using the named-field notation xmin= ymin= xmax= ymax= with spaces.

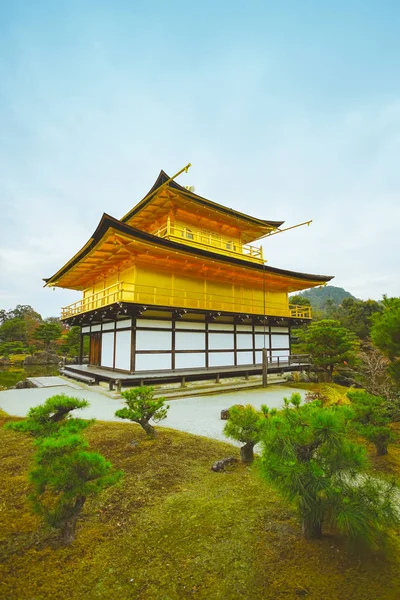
xmin=45 ymin=166 xmax=333 ymax=383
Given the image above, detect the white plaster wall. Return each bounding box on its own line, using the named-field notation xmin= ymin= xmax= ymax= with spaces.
xmin=271 ymin=334 xmax=289 ymax=349
xmin=254 ymin=325 xmax=270 ymax=333
xmin=271 ymin=350 xmax=289 ymax=361
xmin=135 ymin=353 xmax=172 ymax=371
xmin=208 ymin=352 xmax=235 ymax=367
xmin=208 ymin=333 xmax=235 ymax=350
xmin=102 ymin=322 xmax=115 ymax=331
xmin=236 ymin=333 xmax=253 ymax=349
xmin=101 ymin=332 xmax=114 ymax=368
xmin=175 ymin=331 xmax=206 ymax=351
xmin=175 ymin=353 xmax=206 ymax=369
xmin=175 ymin=321 xmax=205 ymax=330
xmin=136 ymin=319 xmax=171 ymax=329
xmin=208 ymin=323 xmax=234 ymax=331
xmin=255 ymin=333 xmax=270 ymax=349
xmin=116 ymin=319 xmax=132 ymax=329
xmin=237 ymin=324 xmax=253 ymax=331
xmin=136 ymin=330 xmax=172 ymax=351
xmin=236 ymin=352 xmax=254 ymax=365
xmin=115 ymin=330 xmax=131 ymax=371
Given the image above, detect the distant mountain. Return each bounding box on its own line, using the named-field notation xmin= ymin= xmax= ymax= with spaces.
xmin=291 ymin=286 xmax=357 ymax=310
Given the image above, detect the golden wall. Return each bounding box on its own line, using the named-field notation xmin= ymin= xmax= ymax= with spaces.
xmin=77 ymin=263 xmax=290 ymax=318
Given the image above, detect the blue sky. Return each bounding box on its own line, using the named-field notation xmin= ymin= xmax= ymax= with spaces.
xmin=1 ymin=1 xmax=400 ymax=316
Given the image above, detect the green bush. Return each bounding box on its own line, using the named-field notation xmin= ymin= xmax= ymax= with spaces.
xmin=5 ymin=395 xmax=122 ymax=545
xmin=347 ymin=390 xmax=396 ymax=456
xmin=5 ymin=394 xmax=90 ymax=438
xmin=259 ymin=393 xmax=400 ymax=549
xmin=115 ymin=386 xmax=169 ymax=438
xmin=30 ymin=433 xmax=123 ymax=544
xmin=223 ymin=404 xmax=270 ymax=463
xmin=0 ymin=341 xmax=26 ymax=356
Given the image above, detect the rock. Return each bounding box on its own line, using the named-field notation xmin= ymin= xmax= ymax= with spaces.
xmin=15 ymin=379 xmax=37 ymax=389
xmin=65 ymin=356 xmax=79 ymax=365
xmin=220 ymin=404 xmax=244 ymax=420
xmin=0 ymin=357 xmax=11 ymax=366
xmin=24 ymin=352 xmax=59 ymax=365
xmin=211 ymin=457 xmax=238 ymax=472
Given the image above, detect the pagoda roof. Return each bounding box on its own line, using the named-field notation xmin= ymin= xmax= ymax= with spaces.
xmin=121 ymin=170 xmax=284 ymax=243
xmin=44 ymin=213 xmax=333 ymax=291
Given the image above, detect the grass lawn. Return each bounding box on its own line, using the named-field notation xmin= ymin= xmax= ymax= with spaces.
xmin=1 ymin=409 xmax=400 ymax=600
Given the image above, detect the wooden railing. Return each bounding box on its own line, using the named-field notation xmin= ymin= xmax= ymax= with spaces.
xmin=61 ymin=282 xmax=312 ymax=320
xmin=288 ymin=304 xmax=312 ymax=319
xmin=150 ymin=221 xmax=264 ymax=264
xmin=256 ymin=353 xmax=311 ymax=367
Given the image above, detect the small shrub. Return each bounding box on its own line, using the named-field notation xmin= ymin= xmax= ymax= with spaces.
xmin=223 ymin=404 xmax=268 ymax=463
xmin=348 ymin=390 xmax=396 ymax=456
xmin=115 ymin=386 xmax=169 ymax=438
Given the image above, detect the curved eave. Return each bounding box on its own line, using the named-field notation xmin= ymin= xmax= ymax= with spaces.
xmin=121 ymin=170 xmax=284 ymax=231
xmin=44 ymin=214 xmax=334 ymax=289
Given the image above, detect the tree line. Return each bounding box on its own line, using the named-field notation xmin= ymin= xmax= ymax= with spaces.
xmin=291 ymin=295 xmax=400 ymax=401
xmin=0 ymin=304 xmax=87 ymax=358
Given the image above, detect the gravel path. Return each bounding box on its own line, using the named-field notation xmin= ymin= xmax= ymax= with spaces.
xmin=0 ymin=384 xmax=306 ymax=443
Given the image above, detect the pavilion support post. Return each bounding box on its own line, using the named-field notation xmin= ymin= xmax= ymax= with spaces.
xmin=79 ymin=333 xmax=84 ymax=365
xmin=262 ymin=348 xmax=268 ymax=388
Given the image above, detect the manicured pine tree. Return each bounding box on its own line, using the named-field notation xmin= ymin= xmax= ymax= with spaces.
xmin=6 ymin=395 xmax=122 ymax=545
xmin=115 ymin=386 xmax=169 ymax=438
xmin=223 ymin=404 xmax=270 ymax=463
xmin=5 ymin=394 xmax=90 ymax=437
xmin=260 ymin=393 xmax=399 ymax=548
xmin=30 ymin=433 xmax=123 ymax=544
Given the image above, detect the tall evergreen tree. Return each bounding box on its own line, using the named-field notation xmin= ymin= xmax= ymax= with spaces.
xmin=371 ymin=297 xmax=400 ymax=386
xmin=296 ymin=319 xmax=358 ymax=381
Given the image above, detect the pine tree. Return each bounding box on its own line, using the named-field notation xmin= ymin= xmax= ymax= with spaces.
xmin=347 ymin=390 xmax=395 ymax=456
xmin=260 ymin=394 xmax=400 ymax=548
xmin=5 ymin=394 xmax=90 ymax=437
xmin=223 ymin=404 xmax=269 ymax=463
xmin=5 ymin=395 xmax=122 ymax=544
xmin=115 ymin=386 xmax=169 ymax=438
xmin=30 ymin=433 xmax=122 ymax=544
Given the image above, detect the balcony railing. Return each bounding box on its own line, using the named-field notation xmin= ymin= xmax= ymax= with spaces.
xmin=150 ymin=220 xmax=264 ymax=264
xmin=61 ymin=281 xmax=312 ymax=320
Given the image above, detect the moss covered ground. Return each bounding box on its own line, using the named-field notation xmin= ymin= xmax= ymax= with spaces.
xmin=1 ymin=409 xmax=400 ymax=600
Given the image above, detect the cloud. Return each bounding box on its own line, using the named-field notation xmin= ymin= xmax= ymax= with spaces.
xmin=1 ymin=14 xmax=399 ymax=316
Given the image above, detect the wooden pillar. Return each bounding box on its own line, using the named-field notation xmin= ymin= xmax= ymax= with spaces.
xmin=262 ymin=347 xmax=268 ymax=388
xmin=79 ymin=333 xmax=84 ymax=365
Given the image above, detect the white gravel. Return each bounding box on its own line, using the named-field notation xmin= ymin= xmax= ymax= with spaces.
xmin=0 ymin=384 xmax=306 ymax=443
